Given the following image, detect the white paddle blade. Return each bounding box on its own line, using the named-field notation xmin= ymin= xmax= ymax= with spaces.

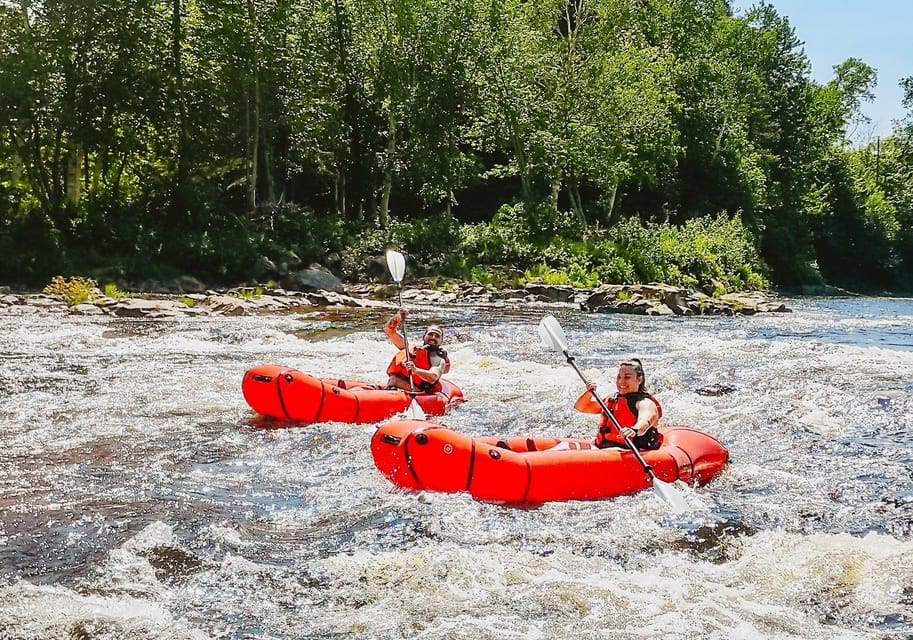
xmin=406 ymin=397 xmax=426 ymax=420
xmin=385 ymin=250 xmax=406 ymax=283
xmin=537 ymin=315 xmax=568 ymax=353
xmin=652 ymin=479 xmax=689 ymax=513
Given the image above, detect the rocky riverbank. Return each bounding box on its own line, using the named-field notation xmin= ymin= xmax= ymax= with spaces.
xmin=0 ymin=279 xmax=790 ymax=318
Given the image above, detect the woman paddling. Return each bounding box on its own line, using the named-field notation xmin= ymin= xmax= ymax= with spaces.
xmin=574 ymin=358 xmax=661 ymax=450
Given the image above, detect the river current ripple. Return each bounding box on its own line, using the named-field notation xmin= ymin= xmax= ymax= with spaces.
xmin=0 ymin=297 xmax=912 ymax=639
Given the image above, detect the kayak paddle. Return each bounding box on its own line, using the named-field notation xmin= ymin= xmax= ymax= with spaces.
xmin=537 ymin=314 xmax=689 ymax=513
xmin=385 ymin=250 xmax=426 ymax=420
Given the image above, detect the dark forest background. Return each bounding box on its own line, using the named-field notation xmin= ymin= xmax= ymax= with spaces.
xmin=2 ymin=0 xmax=912 ymax=293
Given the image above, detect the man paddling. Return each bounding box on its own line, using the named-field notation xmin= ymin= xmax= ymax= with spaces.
xmin=383 ymin=309 xmax=450 ymax=393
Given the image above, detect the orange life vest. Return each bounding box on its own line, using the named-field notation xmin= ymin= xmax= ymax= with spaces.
xmin=595 ymin=392 xmax=662 ymax=450
xmin=386 ymin=345 xmax=450 ymax=392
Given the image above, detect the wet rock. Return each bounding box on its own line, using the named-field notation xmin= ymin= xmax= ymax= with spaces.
xmin=110 ymin=298 xmax=188 ymax=318
xmin=363 ymin=254 xmax=391 ymax=280
xmin=27 ymin=294 xmax=69 ymax=309
xmin=170 ymin=274 xmax=208 ymax=294
xmin=696 ymin=385 xmax=737 ymax=396
xmin=197 ymin=294 xmax=253 ymax=316
xmin=671 ymin=519 xmax=758 ymax=564
xmin=284 ymin=262 xmax=344 ymax=293
xmin=522 ymin=283 xmax=576 ymax=303
xmin=253 ymin=255 xmax=279 ymax=281
xmin=306 ymin=289 xmax=372 ymax=307
xmin=490 ymin=288 xmax=526 ymax=300
xmin=401 ymin=288 xmax=459 ymax=304
xmin=70 ymin=303 xmax=106 ymax=315
xmin=6 ymin=278 xmax=792 ymax=319
xmin=581 ymin=283 xmax=790 ymax=316
xmin=146 ymin=544 xmax=204 ymax=582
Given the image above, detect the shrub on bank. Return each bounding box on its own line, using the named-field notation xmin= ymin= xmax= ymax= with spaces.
xmin=42 ymin=275 xmax=99 ymax=306
xmin=457 ymin=204 xmax=769 ymax=292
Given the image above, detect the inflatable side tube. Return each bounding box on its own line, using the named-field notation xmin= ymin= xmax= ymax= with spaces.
xmin=371 ymin=420 xmax=469 ymax=491
xmin=413 ymin=379 xmax=464 ymax=416
xmin=659 ymin=425 xmax=730 ymax=486
xmin=343 ymin=386 xmax=410 ymax=424
xmin=242 ymin=364 xmax=296 ymax=420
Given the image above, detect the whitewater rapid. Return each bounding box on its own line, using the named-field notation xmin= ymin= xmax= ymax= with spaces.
xmin=1 ymin=297 xmax=912 ymax=639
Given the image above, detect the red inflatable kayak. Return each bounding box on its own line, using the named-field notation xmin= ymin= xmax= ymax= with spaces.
xmin=371 ymin=420 xmax=728 ymax=504
xmin=242 ymin=364 xmax=464 ymax=424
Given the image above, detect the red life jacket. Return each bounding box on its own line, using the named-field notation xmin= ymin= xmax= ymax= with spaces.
xmin=595 ymin=392 xmax=662 ymax=450
xmin=386 ymin=345 xmax=450 ymax=392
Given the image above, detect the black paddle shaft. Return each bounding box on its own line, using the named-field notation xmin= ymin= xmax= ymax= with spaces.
xmin=396 ymin=290 xmax=411 ymax=362
xmin=393 ymin=288 xmax=417 ymax=396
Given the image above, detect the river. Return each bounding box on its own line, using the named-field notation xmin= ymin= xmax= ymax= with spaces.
xmin=1 ymin=296 xmax=911 ymax=639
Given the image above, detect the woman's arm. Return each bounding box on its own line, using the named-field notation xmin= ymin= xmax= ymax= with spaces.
xmin=620 ymin=398 xmax=659 ymax=439
xmin=573 ymin=384 xmax=603 ymax=414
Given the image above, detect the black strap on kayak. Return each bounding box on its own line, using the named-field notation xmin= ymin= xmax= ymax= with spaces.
xmin=276 ymin=372 xmax=292 ymax=420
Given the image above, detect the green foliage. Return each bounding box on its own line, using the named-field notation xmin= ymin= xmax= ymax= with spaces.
xmin=465 ymin=265 xmax=521 ymax=289
xmin=454 ymin=201 xmax=767 ymax=292
xmin=605 ymin=215 xmax=770 ymax=291
xmin=42 ymin=275 xmax=99 ymax=306
xmin=523 ymin=263 xmax=600 ymax=288
xmin=339 ymin=213 xmax=464 ymax=281
xmin=0 ymin=0 xmax=909 ymax=293
xmin=232 ymin=287 xmax=263 ymax=300
xmin=457 ymin=202 xmax=578 ymax=272
xmin=254 ymin=204 xmax=349 ymax=272
xmin=576 ymin=214 xmax=770 ymax=290
xmin=103 ymin=283 xmax=128 ymax=299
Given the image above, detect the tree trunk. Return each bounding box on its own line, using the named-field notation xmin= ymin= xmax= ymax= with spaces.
xmin=711 ymin=112 xmax=727 ymax=163
xmin=172 ymin=0 xmax=189 ymax=189
xmin=335 ymin=167 xmax=347 ymax=217
xmin=11 ymin=125 xmax=51 ymax=211
xmin=606 ymin=181 xmax=618 ymax=223
xmin=247 ymin=0 xmax=260 ymax=212
xmin=264 ymin=146 xmax=275 ymax=204
xmin=494 ymin=61 xmax=532 ymax=201
xmin=11 ymin=151 xmax=22 ymax=190
xmin=380 ymin=107 xmax=395 ymax=227
xmin=91 ymin=149 xmax=103 ymax=196
xmin=331 ymin=0 xmax=355 ymax=221
xmin=65 ymin=144 xmax=81 ymax=203
xmin=569 ymin=181 xmax=586 ymax=227
xmin=248 ymin=84 xmax=260 ymax=211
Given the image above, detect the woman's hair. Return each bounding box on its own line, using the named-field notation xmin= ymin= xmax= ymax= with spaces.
xmin=619 ymin=358 xmax=646 ymax=392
